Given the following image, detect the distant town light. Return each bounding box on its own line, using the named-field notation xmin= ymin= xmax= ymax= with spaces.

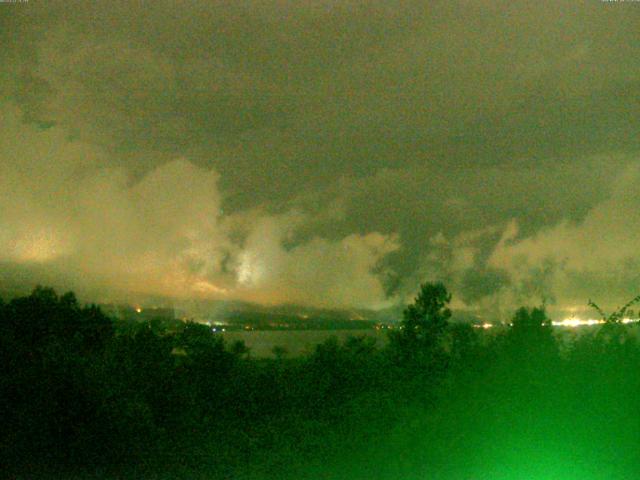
xmin=472 ymin=323 xmax=493 ymax=329
xmin=552 ymin=317 xmax=640 ymax=328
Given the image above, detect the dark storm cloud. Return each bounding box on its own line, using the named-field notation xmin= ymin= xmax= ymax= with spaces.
xmin=1 ymin=0 xmax=640 ymax=313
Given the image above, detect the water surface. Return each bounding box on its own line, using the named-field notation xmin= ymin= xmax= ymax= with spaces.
xmin=222 ymin=329 xmax=387 ymax=357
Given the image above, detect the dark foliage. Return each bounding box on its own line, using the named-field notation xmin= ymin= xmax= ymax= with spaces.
xmin=388 ymin=282 xmax=451 ymax=369
xmin=2 ymin=285 xmax=640 ymax=479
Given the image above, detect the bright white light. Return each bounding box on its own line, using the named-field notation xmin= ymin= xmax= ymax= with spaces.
xmin=237 ymin=251 xmax=265 ymax=285
xmin=552 ymin=318 xmax=601 ymax=327
xmin=551 ymin=317 xmax=640 ymax=327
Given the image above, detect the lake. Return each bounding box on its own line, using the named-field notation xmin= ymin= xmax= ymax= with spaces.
xmin=221 ymin=329 xmax=388 ymax=357
xmin=221 ymin=323 xmax=640 ymax=357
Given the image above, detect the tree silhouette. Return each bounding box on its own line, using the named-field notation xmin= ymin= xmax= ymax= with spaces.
xmin=588 ymin=294 xmax=640 ymax=346
xmin=511 ymin=305 xmax=550 ymax=330
xmin=272 ymin=345 xmax=289 ymax=360
xmin=503 ymin=305 xmax=558 ymax=370
xmin=389 ymin=282 xmax=452 ymax=366
xmin=588 ymin=294 xmax=640 ymax=324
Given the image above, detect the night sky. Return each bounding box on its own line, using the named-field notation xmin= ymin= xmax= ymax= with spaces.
xmin=1 ymin=1 xmax=639 ymax=318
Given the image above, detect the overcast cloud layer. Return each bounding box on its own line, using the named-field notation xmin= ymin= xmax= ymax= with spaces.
xmin=1 ymin=1 xmax=639 ymax=317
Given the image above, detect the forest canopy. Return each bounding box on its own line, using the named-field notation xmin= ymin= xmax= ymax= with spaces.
xmin=2 ymin=284 xmax=640 ymax=479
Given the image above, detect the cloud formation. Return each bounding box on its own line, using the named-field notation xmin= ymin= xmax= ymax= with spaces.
xmin=1 ymin=1 xmax=640 ymax=313
xmin=487 ymin=164 xmax=640 ymax=313
xmin=399 ymin=162 xmax=640 ymax=318
xmin=0 ymin=103 xmax=396 ymax=307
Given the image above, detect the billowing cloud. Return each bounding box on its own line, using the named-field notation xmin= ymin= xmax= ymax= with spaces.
xmin=399 ymin=162 xmax=640 ymax=319
xmin=1 ymin=1 xmax=640 ymax=313
xmin=487 ymin=164 xmax=640 ymax=313
xmin=235 ymin=215 xmax=399 ymax=307
xmin=0 ymin=102 xmax=229 ymax=296
xmin=0 ymin=102 xmax=397 ymax=307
